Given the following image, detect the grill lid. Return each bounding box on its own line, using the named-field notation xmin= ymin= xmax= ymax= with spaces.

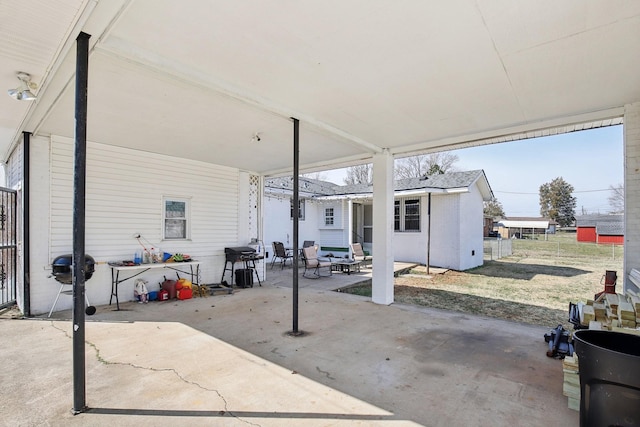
xmin=52 ymin=254 xmax=96 ymax=284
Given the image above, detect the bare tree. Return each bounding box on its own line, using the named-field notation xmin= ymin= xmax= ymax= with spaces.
xmin=302 ymin=171 xmax=328 ymax=181
xmin=608 ymin=183 xmax=624 ymax=213
xmin=395 ymin=152 xmax=459 ymax=179
xmin=343 ymin=164 xmax=372 ymax=185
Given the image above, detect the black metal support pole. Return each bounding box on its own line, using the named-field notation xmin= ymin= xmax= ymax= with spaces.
xmin=427 ymin=193 xmax=431 ymax=275
xmin=292 ymin=118 xmax=300 ymax=333
xmin=23 ymin=131 xmax=31 ymax=317
xmin=72 ymin=31 xmax=90 ymax=415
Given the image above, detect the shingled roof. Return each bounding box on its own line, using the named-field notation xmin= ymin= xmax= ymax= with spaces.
xmin=575 ymin=214 xmax=624 ymax=227
xmin=266 ymin=170 xmax=493 ymax=200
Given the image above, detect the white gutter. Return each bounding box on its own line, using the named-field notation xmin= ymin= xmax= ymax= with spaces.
xmin=313 ymin=187 xmax=470 ymax=201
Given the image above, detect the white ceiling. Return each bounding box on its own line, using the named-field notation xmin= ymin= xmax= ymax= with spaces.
xmin=1 ymin=0 xmax=639 ymax=176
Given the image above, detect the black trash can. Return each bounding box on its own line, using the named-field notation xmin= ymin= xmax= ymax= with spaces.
xmin=573 ymin=330 xmax=640 ymax=427
xmin=235 ymin=268 xmax=253 ymax=288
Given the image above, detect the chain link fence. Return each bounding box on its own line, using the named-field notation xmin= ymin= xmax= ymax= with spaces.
xmin=484 ymin=235 xmax=623 ymax=262
xmin=483 ymin=238 xmax=512 ymax=260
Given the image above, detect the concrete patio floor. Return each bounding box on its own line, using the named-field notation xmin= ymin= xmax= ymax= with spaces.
xmin=1 ymin=263 xmax=578 ymax=426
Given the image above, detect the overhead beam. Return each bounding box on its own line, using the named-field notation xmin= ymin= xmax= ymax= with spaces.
xmin=393 ymin=107 xmax=625 ymax=158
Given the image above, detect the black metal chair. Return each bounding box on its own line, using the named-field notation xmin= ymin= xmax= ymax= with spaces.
xmin=271 ymin=241 xmax=293 ymax=269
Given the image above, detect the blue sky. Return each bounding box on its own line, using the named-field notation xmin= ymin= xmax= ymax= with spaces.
xmin=454 ymin=125 xmax=624 ymax=216
xmin=323 ymin=125 xmax=624 ymax=217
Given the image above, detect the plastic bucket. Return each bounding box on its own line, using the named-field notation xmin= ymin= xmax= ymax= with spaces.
xmin=573 ymin=330 xmax=640 ymax=427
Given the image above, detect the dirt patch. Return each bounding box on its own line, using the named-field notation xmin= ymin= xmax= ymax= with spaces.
xmin=342 ymin=238 xmax=623 ymax=329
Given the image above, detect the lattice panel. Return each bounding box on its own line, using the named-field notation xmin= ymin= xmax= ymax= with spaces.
xmin=248 ymin=175 xmax=260 ymax=238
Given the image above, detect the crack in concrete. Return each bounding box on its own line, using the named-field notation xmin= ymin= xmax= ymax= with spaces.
xmin=49 ymin=321 xmax=262 ymax=426
xmin=316 ymin=366 xmax=335 ymax=380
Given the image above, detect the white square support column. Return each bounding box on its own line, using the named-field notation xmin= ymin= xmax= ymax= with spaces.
xmin=624 ymin=102 xmax=640 ymax=293
xmin=372 ymin=149 xmax=394 ymax=305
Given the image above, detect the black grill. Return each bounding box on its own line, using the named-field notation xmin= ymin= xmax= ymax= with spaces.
xmin=224 ymin=246 xmax=258 ymax=263
xmin=51 ymin=254 xmax=95 ymax=284
xmin=222 ymin=246 xmax=263 ymax=287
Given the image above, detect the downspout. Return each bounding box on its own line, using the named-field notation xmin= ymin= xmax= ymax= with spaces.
xmin=427 ymin=193 xmax=431 ymax=275
xmin=22 ymin=131 xmax=31 ymax=317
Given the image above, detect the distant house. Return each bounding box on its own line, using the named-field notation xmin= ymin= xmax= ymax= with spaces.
xmin=575 ymin=214 xmax=624 ymax=244
xmin=264 ymin=170 xmax=494 ymax=271
xmin=495 ymin=217 xmax=556 ymax=239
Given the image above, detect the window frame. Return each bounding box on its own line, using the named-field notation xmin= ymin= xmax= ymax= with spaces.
xmin=324 ymin=207 xmax=335 ymax=226
xmin=403 ymin=198 xmax=421 ymax=231
xmin=162 ymin=196 xmax=191 ymax=240
xmin=395 ymin=198 xmax=421 ymax=232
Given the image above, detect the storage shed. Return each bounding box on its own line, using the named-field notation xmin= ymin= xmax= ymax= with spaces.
xmin=576 ymin=214 xmax=624 ymax=244
xmin=495 ymin=217 xmax=554 ymax=239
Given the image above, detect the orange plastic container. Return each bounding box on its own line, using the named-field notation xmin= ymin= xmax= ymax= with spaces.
xmin=177 ymin=288 xmax=192 ymax=300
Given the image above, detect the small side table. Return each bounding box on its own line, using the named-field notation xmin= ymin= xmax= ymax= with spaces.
xmin=330 ymin=260 xmax=362 ymax=275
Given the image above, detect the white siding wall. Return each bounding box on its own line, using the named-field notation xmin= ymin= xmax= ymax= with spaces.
xmin=318 ymin=200 xmax=348 ymax=255
xmin=625 ymin=102 xmax=640 ymax=292
xmin=458 ymin=188 xmax=484 ymax=270
xmin=263 ymin=195 xmax=293 ymax=251
xmin=262 ymin=195 xmax=323 ymax=261
xmin=262 ymin=196 xmax=348 ymax=259
xmin=428 ymin=194 xmax=461 ymax=269
xmin=393 ymin=196 xmax=427 ymax=264
xmin=27 ymin=136 xmax=53 ymax=315
xmin=30 ymin=135 xmax=242 ymax=315
xmin=391 ymin=190 xmax=484 ymax=270
xmin=264 ymin=188 xmax=486 ymax=271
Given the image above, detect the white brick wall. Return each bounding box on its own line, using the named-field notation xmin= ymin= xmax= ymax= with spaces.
xmin=624 ymin=102 xmax=640 ymax=292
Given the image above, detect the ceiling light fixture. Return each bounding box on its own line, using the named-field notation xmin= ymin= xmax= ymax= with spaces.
xmin=7 ymin=72 xmax=37 ymax=101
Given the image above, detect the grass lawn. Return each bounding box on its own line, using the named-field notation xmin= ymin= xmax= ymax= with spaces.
xmin=342 ymin=233 xmax=624 ymax=328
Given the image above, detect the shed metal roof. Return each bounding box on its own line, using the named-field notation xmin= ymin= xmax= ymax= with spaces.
xmin=596 ymin=222 xmax=625 ymax=236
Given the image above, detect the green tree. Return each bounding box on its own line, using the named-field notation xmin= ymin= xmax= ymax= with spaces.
xmin=484 ymin=197 xmax=505 ymax=218
xmin=344 ymin=164 xmax=372 ymax=185
xmin=539 ymin=177 xmax=576 ymax=227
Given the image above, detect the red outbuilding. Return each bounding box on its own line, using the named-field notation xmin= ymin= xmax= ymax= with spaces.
xmin=575 ymin=214 xmax=624 ymax=245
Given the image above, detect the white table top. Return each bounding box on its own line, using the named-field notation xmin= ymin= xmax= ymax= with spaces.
xmin=108 ymin=261 xmax=200 ymax=271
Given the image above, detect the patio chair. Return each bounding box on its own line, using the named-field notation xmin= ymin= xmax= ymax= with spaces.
xmin=271 ymin=241 xmax=293 ymax=269
xmin=350 ymin=243 xmax=372 ymax=267
xmin=299 ymin=240 xmax=316 ymax=263
xmin=302 ymin=246 xmax=332 ymax=278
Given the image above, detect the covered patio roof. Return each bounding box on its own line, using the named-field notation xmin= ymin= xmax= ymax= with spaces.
xmin=1 ymin=1 xmax=638 ymax=175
